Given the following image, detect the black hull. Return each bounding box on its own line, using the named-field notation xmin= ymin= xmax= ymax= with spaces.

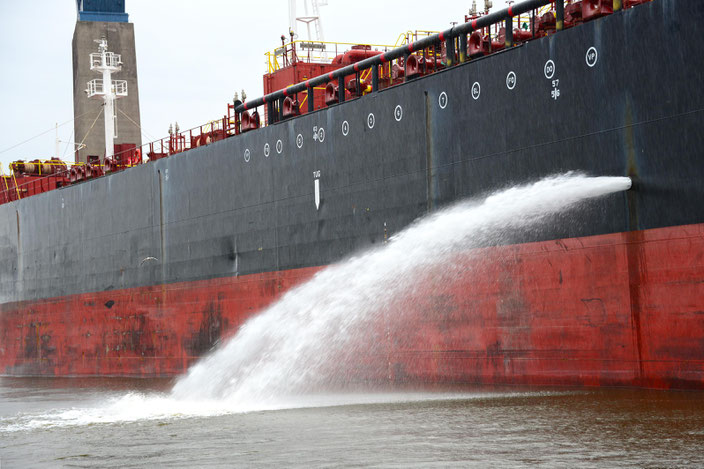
xmin=1 ymin=0 xmax=702 ymax=303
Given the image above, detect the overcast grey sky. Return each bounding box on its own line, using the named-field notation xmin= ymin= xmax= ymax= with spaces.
xmin=0 ymin=0 xmax=509 ymax=171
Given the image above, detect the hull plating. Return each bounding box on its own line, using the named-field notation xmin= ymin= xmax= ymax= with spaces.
xmin=1 ymin=0 xmax=703 ymax=387
xmin=2 ymin=223 xmax=702 ymax=389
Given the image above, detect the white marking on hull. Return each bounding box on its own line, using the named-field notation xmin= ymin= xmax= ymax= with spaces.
xmin=314 ymin=178 xmax=320 ymax=210
xmin=586 ymin=47 xmax=598 ymax=67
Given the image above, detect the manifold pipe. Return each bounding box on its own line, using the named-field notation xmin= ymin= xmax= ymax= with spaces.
xmin=235 ymin=0 xmax=551 ymax=114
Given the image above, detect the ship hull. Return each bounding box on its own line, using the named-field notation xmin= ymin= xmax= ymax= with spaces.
xmin=2 ymin=222 xmax=703 ymax=390
xmin=2 ymin=0 xmax=704 ymax=388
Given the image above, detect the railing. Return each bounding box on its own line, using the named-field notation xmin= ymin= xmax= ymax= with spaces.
xmin=265 ymin=30 xmax=441 ymax=74
xmin=90 ymin=51 xmax=121 ymax=70
xmin=144 ymin=107 xmax=237 ymax=162
xmin=86 ymin=79 xmax=128 ymax=98
xmin=0 ymin=160 xmax=92 ymax=204
xmin=266 ymin=39 xmax=397 ymax=74
xmin=113 ymin=80 xmax=128 ymax=96
xmin=239 ymin=0 xmax=567 ymax=116
xmin=85 ymin=78 xmax=104 ymax=97
xmin=0 ymin=111 xmax=239 ymax=203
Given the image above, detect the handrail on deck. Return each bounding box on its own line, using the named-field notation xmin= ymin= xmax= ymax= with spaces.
xmin=265 ymin=38 xmax=398 ymax=74
xmin=237 ymin=0 xmax=555 ymax=114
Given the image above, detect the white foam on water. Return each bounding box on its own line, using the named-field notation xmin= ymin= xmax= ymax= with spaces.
xmin=0 ymin=390 xmax=574 ymax=432
xmin=0 ymin=173 xmax=630 ymax=431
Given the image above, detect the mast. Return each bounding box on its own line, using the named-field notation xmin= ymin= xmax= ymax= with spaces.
xmin=85 ymin=38 xmax=127 ymax=161
xmin=288 ymin=0 xmax=327 ymax=42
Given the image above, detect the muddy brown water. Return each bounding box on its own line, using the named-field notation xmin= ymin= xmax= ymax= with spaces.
xmin=1 ymin=378 xmax=703 ymax=468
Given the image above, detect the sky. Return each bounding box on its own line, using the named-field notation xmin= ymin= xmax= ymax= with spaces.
xmin=0 ymin=0 xmax=510 ymax=171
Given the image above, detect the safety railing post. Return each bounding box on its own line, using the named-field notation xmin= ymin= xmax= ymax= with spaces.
xmin=445 ymin=35 xmax=455 ymax=67
xmin=555 ymin=0 xmax=564 ymax=31
xmin=267 ymin=101 xmax=275 ymax=125
xmin=372 ymin=64 xmax=379 ymax=92
xmin=403 ymin=53 xmax=409 ymax=82
xmin=459 ymin=33 xmax=468 ymax=63
xmin=505 ymin=18 xmax=514 ymax=47
xmin=338 ymin=75 xmax=345 ymax=103
xmin=307 ymin=86 xmax=314 ymax=113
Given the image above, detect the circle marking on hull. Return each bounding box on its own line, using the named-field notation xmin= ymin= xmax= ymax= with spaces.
xmin=244 ymin=148 xmax=250 ymax=162
xmin=394 ymin=105 xmax=403 ymax=121
xmin=296 ymin=133 xmax=303 ymax=148
xmin=586 ymin=47 xmax=598 ymax=67
xmin=276 ymin=139 xmax=283 ymax=154
xmin=506 ymin=71 xmax=517 ymax=90
xmin=318 ymin=127 xmax=325 ymax=142
xmin=472 ymin=82 xmax=481 ymax=100
xmin=367 ymin=113 xmax=375 ymax=129
xmin=342 ymin=120 xmax=349 ymax=136
xmin=544 ymin=60 xmax=555 ymax=79
xmin=438 ymin=91 xmax=448 ymax=109
xmin=264 ymin=143 xmax=270 ymax=157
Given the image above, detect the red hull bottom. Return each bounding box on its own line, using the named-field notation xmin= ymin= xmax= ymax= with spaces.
xmin=1 ymin=223 xmax=703 ymax=390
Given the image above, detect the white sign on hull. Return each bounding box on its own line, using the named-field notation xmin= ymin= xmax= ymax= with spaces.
xmin=313 ymin=170 xmax=321 ymax=210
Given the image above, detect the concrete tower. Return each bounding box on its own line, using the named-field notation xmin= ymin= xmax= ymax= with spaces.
xmin=72 ymin=0 xmax=141 ymax=164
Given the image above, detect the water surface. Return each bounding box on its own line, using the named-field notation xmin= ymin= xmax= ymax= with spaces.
xmin=1 ymin=378 xmax=703 ymax=468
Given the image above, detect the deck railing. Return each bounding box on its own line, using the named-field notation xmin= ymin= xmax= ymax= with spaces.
xmin=236 ymin=0 xmax=557 ymax=116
